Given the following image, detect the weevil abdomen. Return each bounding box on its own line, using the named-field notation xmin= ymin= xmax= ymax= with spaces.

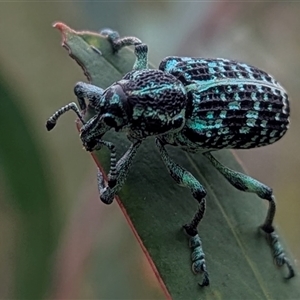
xmin=159 ymin=57 xmax=290 ymax=150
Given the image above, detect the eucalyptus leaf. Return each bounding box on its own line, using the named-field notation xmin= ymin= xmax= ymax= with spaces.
xmin=54 ymin=22 xmax=300 ymax=299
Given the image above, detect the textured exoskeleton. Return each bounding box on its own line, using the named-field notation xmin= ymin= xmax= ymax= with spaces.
xmin=46 ymin=29 xmax=294 ymax=287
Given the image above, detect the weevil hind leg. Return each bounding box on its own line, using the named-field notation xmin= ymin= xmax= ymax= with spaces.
xmin=156 ymin=138 xmax=210 ymax=287
xmin=203 ymin=151 xmax=295 ymax=280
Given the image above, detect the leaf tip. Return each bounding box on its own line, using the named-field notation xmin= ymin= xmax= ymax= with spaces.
xmin=52 ymin=21 xmax=70 ymax=32
xmin=52 ymin=22 xmax=75 ymax=44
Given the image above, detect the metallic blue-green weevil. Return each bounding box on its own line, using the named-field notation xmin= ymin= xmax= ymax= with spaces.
xmin=47 ymin=29 xmax=294 ymax=286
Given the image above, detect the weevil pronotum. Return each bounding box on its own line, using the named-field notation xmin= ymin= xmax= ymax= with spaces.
xmin=46 ymin=29 xmax=295 ymax=287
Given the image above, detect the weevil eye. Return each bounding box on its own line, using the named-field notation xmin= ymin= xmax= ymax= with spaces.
xmin=103 ymin=114 xmax=118 ymax=128
xmin=100 ymin=83 xmax=130 ymax=130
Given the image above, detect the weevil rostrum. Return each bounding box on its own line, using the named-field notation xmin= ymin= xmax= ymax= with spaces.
xmin=46 ymin=29 xmax=295 ymax=287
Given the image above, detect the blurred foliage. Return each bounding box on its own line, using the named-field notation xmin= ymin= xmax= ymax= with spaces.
xmin=0 ymin=1 xmax=299 ymax=299
xmin=0 ymin=72 xmax=57 ymax=298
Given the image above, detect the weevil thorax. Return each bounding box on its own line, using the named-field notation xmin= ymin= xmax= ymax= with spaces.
xmin=81 ymin=68 xmax=189 ymax=149
xmin=118 ymin=69 xmax=188 ymax=140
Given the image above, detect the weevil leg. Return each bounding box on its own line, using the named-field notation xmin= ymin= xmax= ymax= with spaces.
xmin=203 ymin=151 xmax=295 ymax=279
xmin=95 ymin=140 xmax=142 ymax=205
xmin=74 ymin=82 xmax=104 ymax=111
xmin=100 ymin=28 xmax=142 ymax=51
xmin=156 ymin=138 xmax=209 ymax=287
xmin=46 ymin=102 xmax=85 ymax=131
xmin=132 ymin=44 xmax=148 ymax=71
xmin=100 ymin=28 xmax=148 ymax=70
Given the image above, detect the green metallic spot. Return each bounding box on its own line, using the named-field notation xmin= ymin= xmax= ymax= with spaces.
xmin=191 ymin=119 xmax=207 ymax=131
xmin=208 ymin=62 xmax=217 ymax=68
xmin=206 ymin=131 xmax=212 ymax=137
xmin=275 ymin=113 xmax=281 ymax=121
xmin=218 ymin=127 xmax=230 ymax=135
xmin=238 ymin=84 xmax=245 ymax=91
xmin=206 ymin=111 xmax=214 ymax=119
xmin=111 ymin=93 xmax=120 ymax=104
xmin=264 ymin=94 xmax=269 ymax=101
xmin=246 ymin=118 xmax=256 ymax=127
xmin=257 ymin=85 xmax=263 ymax=93
xmin=253 ymin=101 xmax=260 ymax=110
xmin=219 ymin=110 xmax=227 ymax=118
xmin=261 ymin=129 xmax=268 ymax=135
xmin=251 ymin=92 xmax=258 ymax=101
xmin=223 ymin=134 xmax=234 ymax=140
xmin=221 ymin=93 xmax=226 ymax=101
xmin=246 ymin=110 xmax=259 ymax=119
xmin=239 ymin=126 xmax=250 ymax=134
xmin=270 ymin=130 xmax=277 ymax=137
xmin=268 ymin=104 xmax=273 ymax=111
xmin=209 ymin=67 xmax=215 ymax=74
xmin=215 ymin=119 xmax=223 ymax=129
xmin=228 ymin=101 xmax=240 ymax=110
xmin=234 ymin=93 xmax=241 ymax=101
xmin=261 ymin=120 xmax=268 ymax=128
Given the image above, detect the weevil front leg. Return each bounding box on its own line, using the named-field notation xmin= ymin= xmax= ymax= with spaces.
xmin=95 ymin=140 xmax=142 ymax=204
xmin=203 ymin=151 xmax=295 ymax=279
xmin=156 ymin=138 xmax=209 ymax=287
xmin=100 ymin=28 xmax=148 ymax=70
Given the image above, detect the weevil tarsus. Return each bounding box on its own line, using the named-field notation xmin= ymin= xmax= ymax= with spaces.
xmin=101 ymin=28 xmax=148 ymax=70
xmin=100 ymin=28 xmax=143 ymax=53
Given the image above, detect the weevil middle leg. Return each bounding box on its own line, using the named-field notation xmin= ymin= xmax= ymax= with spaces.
xmin=155 ymin=138 xmax=210 ymax=287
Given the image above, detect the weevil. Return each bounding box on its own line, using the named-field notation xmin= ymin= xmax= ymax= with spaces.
xmin=46 ymin=29 xmax=295 ymax=286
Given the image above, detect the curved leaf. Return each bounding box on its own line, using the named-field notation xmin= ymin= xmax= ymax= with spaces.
xmin=54 ymin=23 xmax=300 ymax=299
xmin=0 ymin=74 xmax=57 ymax=299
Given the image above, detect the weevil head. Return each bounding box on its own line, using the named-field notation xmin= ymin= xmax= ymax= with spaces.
xmin=80 ymin=83 xmax=130 ymax=151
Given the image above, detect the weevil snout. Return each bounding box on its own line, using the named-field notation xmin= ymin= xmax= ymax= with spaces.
xmin=80 ymin=113 xmax=110 ymax=151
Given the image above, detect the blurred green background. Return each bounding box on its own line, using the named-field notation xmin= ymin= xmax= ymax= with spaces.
xmin=0 ymin=2 xmax=299 ymax=299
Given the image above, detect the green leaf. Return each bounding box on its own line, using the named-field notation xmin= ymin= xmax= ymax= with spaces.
xmin=0 ymin=74 xmax=57 ymax=299
xmin=54 ymin=23 xmax=300 ymax=299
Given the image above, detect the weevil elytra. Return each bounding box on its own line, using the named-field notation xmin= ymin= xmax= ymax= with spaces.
xmin=46 ymin=29 xmax=295 ymax=287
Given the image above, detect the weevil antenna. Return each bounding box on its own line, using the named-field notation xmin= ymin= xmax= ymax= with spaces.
xmin=46 ymin=102 xmax=85 ymax=131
